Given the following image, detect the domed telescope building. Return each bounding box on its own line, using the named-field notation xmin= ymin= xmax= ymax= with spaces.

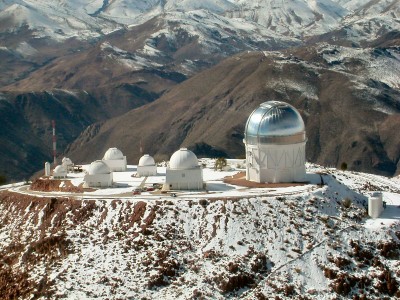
xmin=52 ymin=165 xmax=67 ymax=179
xmin=102 ymin=147 xmax=127 ymax=172
xmin=137 ymin=154 xmax=157 ymax=177
xmin=83 ymin=160 xmax=113 ymax=188
xmin=165 ymin=148 xmax=203 ymax=190
xmin=244 ymin=101 xmax=306 ymax=183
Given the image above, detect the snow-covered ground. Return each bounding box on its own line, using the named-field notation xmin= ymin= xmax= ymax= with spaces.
xmin=0 ymin=160 xmax=399 ymax=299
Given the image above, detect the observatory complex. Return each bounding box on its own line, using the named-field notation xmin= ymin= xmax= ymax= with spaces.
xmin=44 ymin=101 xmax=306 ymax=190
xmin=244 ymin=101 xmax=306 ymax=183
xmin=52 ymin=165 xmax=67 ymax=179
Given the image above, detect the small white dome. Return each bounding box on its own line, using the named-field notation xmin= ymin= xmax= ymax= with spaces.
xmin=139 ymin=154 xmax=155 ymax=166
xmin=53 ymin=165 xmax=67 ymax=176
xmin=169 ymin=148 xmax=199 ymax=170
xmin=103 ymin=147 xmax=124 ymax=160
xmin=88 ymin=160 xmax=111 ymax=175
xmin=62 ymin=157 xmax=73 ymax=165
xmin=54 ymin=165 xmax=66 ymax=174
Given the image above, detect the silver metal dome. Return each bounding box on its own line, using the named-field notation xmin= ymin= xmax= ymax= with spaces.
xmin=244 ymin=101 xmax=306 ymax=145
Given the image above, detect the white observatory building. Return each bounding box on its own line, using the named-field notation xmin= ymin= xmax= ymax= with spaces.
xmin=62 ymin=157 xmax=74 ymax=172
xmin=102 ymin=147 xmax=127 ymax=172
xmin=244 ymin=101 xmax=306 ymax=183
xmin=137 ymin=154 xmax=157 ymax=177
xmin=165 ymin=148 xmax=203 ymax=190
xmin=52 ymin=165 xmax=67 ymax=179
xmin=83 ymin=160 xmax=113 ymax=188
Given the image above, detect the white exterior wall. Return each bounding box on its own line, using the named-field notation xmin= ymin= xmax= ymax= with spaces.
xmin=137 ymin=165 xmax=157 ymax=177
xmin=103 ymin=157 xmax=127 ymax=172
xmin=368 ymin=193 xmax=383 ymax=219
xmin=53 ymin=168 xmax=67 ymax=179
xmin=245 ymin=141 xmax=306 ymax=183
xmin=62 ymin=162 xmax=74 ymax=172
xmin=83 ymin=173 xmax=113 ymax=188
xmin=53 ymin=174 xmax=67 ymax=179
xmin=45 ymin=162 xmax=51 ymax=177
xmin=166 ymin=168 xmax=203 ymax=190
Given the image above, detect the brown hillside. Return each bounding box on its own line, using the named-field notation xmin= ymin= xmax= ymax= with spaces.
xmin=65 ymin=47 xmax=400 ymax=176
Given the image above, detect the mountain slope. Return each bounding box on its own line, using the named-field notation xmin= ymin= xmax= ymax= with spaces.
xmin=0 ymin=166 xmax=399 ymax=299
xmin=0 ymin=88 xmax=161 ymax=181
xmin=0 ymin=0 xmax=399 ymax=181
xmin=65 ymin=42 xmax=400 ymax=176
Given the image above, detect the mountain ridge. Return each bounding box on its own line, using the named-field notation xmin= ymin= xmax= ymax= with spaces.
xmin=65 ymin=42 xmax=400 ymax=176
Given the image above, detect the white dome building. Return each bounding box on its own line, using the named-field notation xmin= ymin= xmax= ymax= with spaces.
xmin=83 ymin=160 xmax=113 ymax=188
xmin=165 ymin=148 xmax=203 ymax=190
xmin=137 ymin=154 xmax=157 ymax=177
xmin=102 ymin=147 xmax=127 ymax=172
xmin=53 ymin=165 xmax=67 ymax=179
xmin=61 ymin=157 xmax=74 ymax=172
xmin=244 ymin=101 xmax=307 ymax=183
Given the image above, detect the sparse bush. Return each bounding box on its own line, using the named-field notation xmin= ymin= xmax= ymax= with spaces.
xmin=218 ymin=272 xmax=254 ymax=293
xmin=340 ymin=162 xmax=348 ymax=171
xmin=214 ymin=157 xmax=227 ymax=171
xmin=227 ymin=262 xmax=239 ymax=273
xmin=342 ymin=198 xmax=352 ymax=209
xmin=199 ymin=199 xmax=208 ymax=206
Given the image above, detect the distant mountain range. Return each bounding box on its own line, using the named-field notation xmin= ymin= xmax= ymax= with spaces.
xmin=0 ymin=0 xmax=399 ymax=180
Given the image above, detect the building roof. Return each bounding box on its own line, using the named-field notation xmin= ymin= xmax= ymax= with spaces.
xmin=169 ymin=148 xmax=199 ymax=170
xmin=138 ymin=154 xmax=155 ymax=167
xmin=103 ymin=147 xmax=124 ymax=160
xmin=88 ymin=160 xmax=111 ymax=175
xmin=244 ymin=101 xmax=306 ymax=145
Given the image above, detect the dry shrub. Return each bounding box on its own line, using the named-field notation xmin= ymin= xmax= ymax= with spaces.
xmin=199 ymin=199 xmax=209 ymax=206
xmin=147 ymin=273 xmax=168 ymax=289
xmin=251 ymin=253 xmax=269 ymax=273
xmin=324 ymin=268 xmax=337 ymax=280
xmin=0 ymin=268 xmax=33 ymax=300
xmin=227 ymin=262 xmax=239 ymax=273
xmin=21 ymin=234 xmax=71 ymax=265
xmin=334 ymin=257 xmax=351 ymax=268
xmin=283 ymin=284 xmax=295 ymax=296
xmin=378 ymin=241 xmax=400 ymax=259
xmin=341 ymin=198 xmax=352 ymax=209
xmin=331 ymin=273 xmax=352 ymax=295
xmin=219 ymin=272 xmax=254 ymax=293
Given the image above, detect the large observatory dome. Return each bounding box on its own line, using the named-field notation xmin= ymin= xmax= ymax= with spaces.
xmin=103 ymin=147 xmax=124 ymax=160
xmin=169 ymin=148 xmax=199 ymax=170
xmin=245 ymin=101 xmax=305 ymax=145
xmin=88 ymin=160 xmax=111 ymax=175
xmin=139 ymin=154 xmax=155 ymax=167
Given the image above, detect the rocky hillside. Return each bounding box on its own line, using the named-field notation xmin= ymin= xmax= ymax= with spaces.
xmin=0 ymin=88 xmax=161 ymax=181
xmin=1 ymin=0 xmax=399 ymax=181
xmin=65 ymin=40 xmax=400 ymax=176
xmin=0 ymin=166 xmax=399 ymax=299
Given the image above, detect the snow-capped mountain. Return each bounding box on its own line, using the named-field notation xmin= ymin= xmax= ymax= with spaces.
xmin=0 ymin=0 xmax=398 ymax=41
